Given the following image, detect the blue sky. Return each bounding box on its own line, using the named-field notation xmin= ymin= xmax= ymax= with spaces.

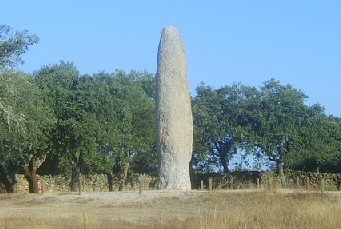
xmin=2 ymin=1 xmax=340 ymax=116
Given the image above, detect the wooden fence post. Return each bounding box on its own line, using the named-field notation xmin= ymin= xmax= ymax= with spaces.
xmin=306 ymin=176 xmax=310 ymax=191
xmin=320 ymin=178 xmax=325 ymax=194
xmin=41 ymin=179 xmax=44 ymax=194
xmin=268 ymin=177 xmax=273 ymax=191
xmin=200 ymin=180 xmax=204 ymax=190
xmin=267 ymin=177 xmax=269 ymax=190
xmin=209 ymin=177 xmax=213 ymax=192
xmin=248 ymin=180 xmax=252 ymax=189
xmin=296 ymin=176 xmax=300 ymax=189
xmin=139 ymin=174 xmax=143 ymax=195
xmin=274 ymin=177 xmax=278 ymax=190
xmin=82 ymin=174 xmax=86 ymax=192
xmin=78 ymin=175 xmax=82 ymax=195
xmin=256 ymin=178 xmax=260 ymax=190
xmin=280 ymin=176 xmax=285 ymax=189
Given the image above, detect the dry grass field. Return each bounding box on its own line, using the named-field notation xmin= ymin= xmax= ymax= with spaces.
xmin=0 ymin=190 xmax=341 ymax=229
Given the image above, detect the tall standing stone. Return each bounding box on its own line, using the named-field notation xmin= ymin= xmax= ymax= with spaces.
xmin=156 ymin=26 xmax=193 ymax=190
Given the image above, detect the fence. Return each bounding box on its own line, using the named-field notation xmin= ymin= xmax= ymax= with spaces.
xmin=1 ymin=170 xmax=341 ymax=193
xmin=261 ymin=171 xmax=341 ymax=191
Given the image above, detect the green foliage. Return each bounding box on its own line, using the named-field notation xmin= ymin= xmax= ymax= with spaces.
xmin=192 ymin=79 xmax=341 ymax=174
xmin=0 ymin=25 xmax=39 ymax=71
xmin=251 ymin=80 xmax=341 ymax=173
xmin=33 ymin=65 xmax=156 ymax=186
xmin=289 ymin=109 xmax=341 ymax=172
xmin=0 ymin=71 xmax=54 ymax=174
xmin=92 ymin=71 xmax=156 ymax=176
xmin=249 ymin=79 xmax=309 ymax=173
xmin=192 ymin=82 xmax=258 ymax=172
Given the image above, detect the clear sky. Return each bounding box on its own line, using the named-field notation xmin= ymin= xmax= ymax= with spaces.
xmin=2 ymin=1 xmax=340 ymax=117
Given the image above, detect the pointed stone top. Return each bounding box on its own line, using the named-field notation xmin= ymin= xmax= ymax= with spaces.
xmin=162 ymin=25 xmax=178 ymax=32
xmin=161 ymin=26 xmax=181 ymax=39
xmin=158 ymin=26 xmax=185 ymax=60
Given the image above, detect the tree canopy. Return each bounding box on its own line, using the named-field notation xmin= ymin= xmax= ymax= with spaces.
xmin=192 ymin=79 xmax=341 ymax=175
xmin=0 ymin=25 xmax=39 ymax=71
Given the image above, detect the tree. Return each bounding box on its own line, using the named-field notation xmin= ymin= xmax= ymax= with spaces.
xmin=76 ymin=72 xmax=123 ymax=191
xmin=102 ymin=71 xmax=156 ymax=190
xmin=34 ymin=66 xmax=156 ymax=192
xmin=34 ymin=62 xmax=87 ymax=192
xmin=73 ymin=71 xmax=157 ymax=191
xmin=192 ymin=82 xmax=258 ymax=173
xmin=288 ymin=105 xmax=341 ymax=172
xmin=0 ymin=71 xmax=54 ymax=193
xmin=0 ymin=25 xmax=39 ymax=71
xmin=251 ymin=79 xmax=308 ymax=182
xmin=193 ymin=79 xmax=340 ymax=177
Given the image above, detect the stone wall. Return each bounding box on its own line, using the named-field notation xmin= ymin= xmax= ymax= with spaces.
xmin=3 ymin=171 xmax=341 ymax=193
xmin=261 ymin=171 xmax=341 ymax=191
xmin=14 ymin=173 xmax=158 ymax=193
xmin=13 ymin=172 xmax=260 ymax=193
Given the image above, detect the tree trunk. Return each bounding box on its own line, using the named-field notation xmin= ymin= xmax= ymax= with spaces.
xmin=222 ymin=161 xmax=229 ymax=173
xmin=0 ymin=165 xmax=16 ymax=193
xmin=71 ymin=166 xmax=81 ymax=192
xmin=278 ymin=161 xmax=285 ymax=187
xmin=119 ymin=162 xmax=129 ymax=191
xmin=24 ymin=156 xmax=46 ymax=193
xmin=218 ymin=148 xmax=229 ymax=173
xmin=106 ymin=172 xmax=114 ymax=192
xmin=31 ymin=167 xmax=38 ymax=193
xmin=24 ymin=161 xmax=39 ymax=193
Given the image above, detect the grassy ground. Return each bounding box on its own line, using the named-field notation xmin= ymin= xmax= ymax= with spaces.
xmin=0 ymin=190 xmax=341 ymax=228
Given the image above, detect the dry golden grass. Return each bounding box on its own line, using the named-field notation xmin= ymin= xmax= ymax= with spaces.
xmin=0 ymin=190 xmax=340 ymax=228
